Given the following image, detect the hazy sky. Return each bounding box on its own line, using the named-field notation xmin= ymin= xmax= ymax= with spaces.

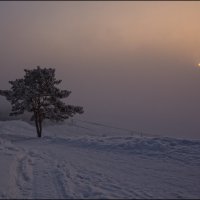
xmin=0 ymin=1 xmax=200 ymax=139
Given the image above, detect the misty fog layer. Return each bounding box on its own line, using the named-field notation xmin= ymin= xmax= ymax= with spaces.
xmin=0 ymin=1 xmax=200 ymax=139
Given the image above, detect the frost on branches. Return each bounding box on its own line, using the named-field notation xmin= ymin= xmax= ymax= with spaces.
xmin=0 ymin=66 xmax=84 ymax=137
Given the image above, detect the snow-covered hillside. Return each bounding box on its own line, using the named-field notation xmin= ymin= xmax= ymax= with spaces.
xmin=0 ymin=120 xmax=200 ymax=199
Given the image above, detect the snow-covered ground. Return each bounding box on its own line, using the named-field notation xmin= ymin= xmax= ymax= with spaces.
xmin=0 ymin=120 xmax=200 ymax=199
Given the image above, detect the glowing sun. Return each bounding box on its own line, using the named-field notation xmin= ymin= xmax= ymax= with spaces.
xmin=198 ymin=63 xmax=200 ymax=67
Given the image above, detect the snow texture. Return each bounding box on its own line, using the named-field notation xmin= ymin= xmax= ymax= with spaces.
xmin=0 ymin=120 xmax=199 ymax=199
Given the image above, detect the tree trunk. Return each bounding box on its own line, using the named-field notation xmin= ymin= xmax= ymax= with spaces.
xmin=35 ymin=119 xmax=41 ymax=137
xmin=38 ymin=116 xmax=42 ymax=138
xmin=34 ymin=112 xmax=42 ymax=138
xmin=38 ymin=130 xmax=42 ymax=138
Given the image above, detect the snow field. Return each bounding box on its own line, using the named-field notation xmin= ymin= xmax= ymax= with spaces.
xmin=0 ymin=120 xmax=199 ymax=199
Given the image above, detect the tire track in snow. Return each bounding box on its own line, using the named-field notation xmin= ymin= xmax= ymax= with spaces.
xmin=55 ymin=160 xmax=81 ymax=199
xmin=29 ymin=151 xmax=68 ymax=199
xmin=52 ymin=153 xmax=142 ymax=199
xmin=3 ymin=145 xmax=34 ymax=199
xmin=15 ymin=153 xmax=33 ymax=198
